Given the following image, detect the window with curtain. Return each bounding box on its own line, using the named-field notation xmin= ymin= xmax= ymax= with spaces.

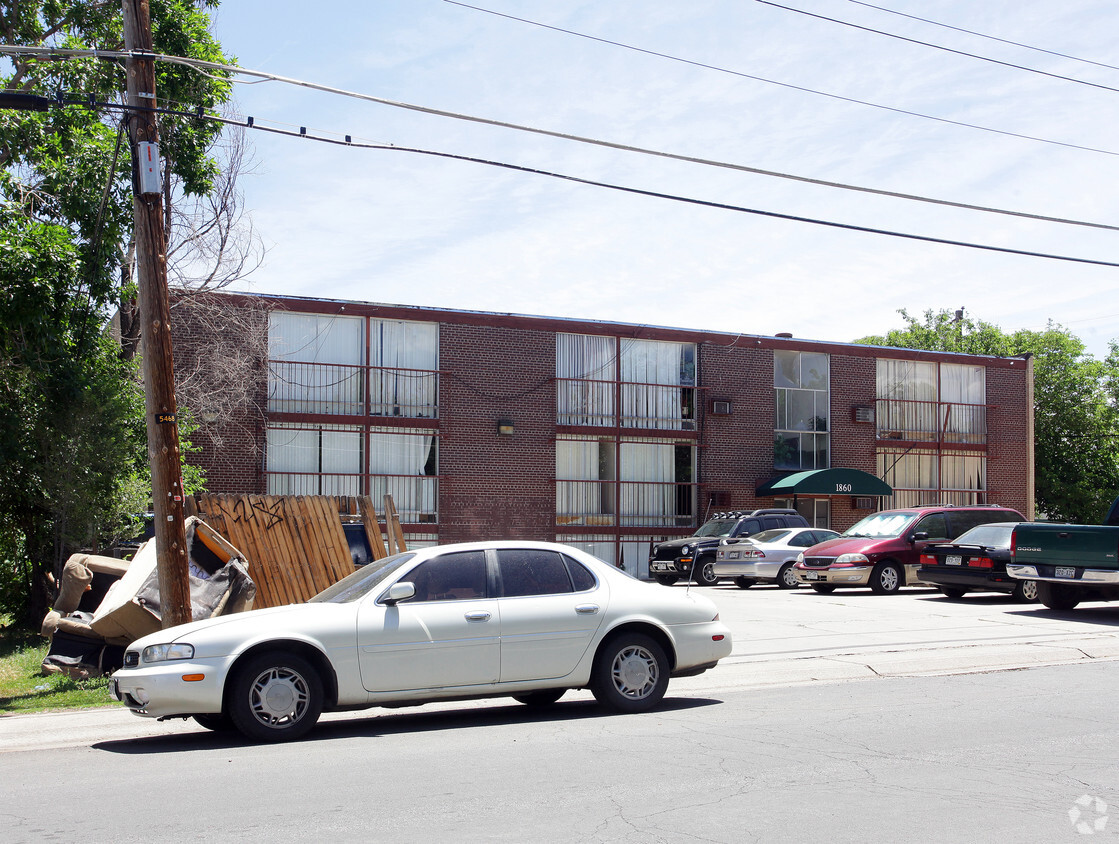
xmin=877 ymin=449 xmax=939 ymax=508
xmin=940 ymin=363 xmax=986 ymax=443
xmin=556 ymin=333 xmax=616 ymax=426
xmin=268 ymin=312 xmax=364 ymax=415
xmin=555 ymin=437 xmax=615 ymax=525
xmin=370 ymin=318 xmax=438 ymax=418
xmin=876 ymin=359 xmax=938 ymax=441
xmin=774 ymin=350 xmax=829 ymax=470
xmin=266 ymin=423 xmax=362 ymax=495
xmin=369 ymin=427 xmax=438 ymax=521
xmin=620 ymin=339 xmax=696 ymax=430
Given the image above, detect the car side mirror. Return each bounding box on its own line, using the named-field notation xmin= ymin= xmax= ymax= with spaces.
xmin=911 ymin=531 xmax=929 ymax=542
xmin=383 ymin=581 xmax=416 ymax=606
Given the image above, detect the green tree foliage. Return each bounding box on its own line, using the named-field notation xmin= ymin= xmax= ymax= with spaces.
xmin=0 ymin=1 xmax=232 ymax=622
xmin=857 ymin=309 xmax=1119 ymax=523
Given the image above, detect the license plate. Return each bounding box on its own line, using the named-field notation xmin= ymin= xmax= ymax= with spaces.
xmin=946 ymin=555 xmax=963 ymax=566
xmin=1055 ymin=566 xmax=1076 ymax=579
xmin=805 ymin=571 xmax=820 ymax=581
xmin=651 ymin=563 xmax=671 ymax=572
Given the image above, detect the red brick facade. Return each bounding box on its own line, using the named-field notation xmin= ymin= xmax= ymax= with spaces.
xmin=170 ymin=292 xmax=1034 ymax=569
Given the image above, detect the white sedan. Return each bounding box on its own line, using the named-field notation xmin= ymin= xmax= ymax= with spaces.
xmin=713 ymin=528 xmax=840 ymax=589
xmin=111 ymin=540 xmax=732 ymax=742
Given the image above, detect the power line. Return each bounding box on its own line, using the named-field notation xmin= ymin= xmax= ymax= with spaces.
xmin=444 ymin=1 xmax=1119 ymax=159
xmin=754 ymin=0 xmax=1119 ymax=94
xmin=847 ymin=0 xmax=1119 ymax=73
xmin=4 ymin=44 xmax=1119 ymax=234
xmin=132 ymin=100 xmax=1119 ymax=269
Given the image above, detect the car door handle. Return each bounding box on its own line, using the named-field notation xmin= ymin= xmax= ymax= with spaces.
xmin=464 ymin=611 xmax=492 ymax=622
xmin=575 ymin=604 xmax=600 ymax=615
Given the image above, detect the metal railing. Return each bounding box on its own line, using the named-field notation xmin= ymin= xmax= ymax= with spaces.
xmin=268 ymin=359 xmax=439 ymax=418
xmin=265 ymin=471 xmax=438 ymax=523
xmin=556 ymin=479 xmax=697 ymax=528
xmin=876 ymin=399 xmax=988 ymax=444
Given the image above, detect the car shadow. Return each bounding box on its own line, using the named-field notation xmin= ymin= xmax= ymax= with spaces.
xmin=1001 ymin=606 xmax=1119 ymax=625
xmin=92 ymin=695 xmax=723 ymax=754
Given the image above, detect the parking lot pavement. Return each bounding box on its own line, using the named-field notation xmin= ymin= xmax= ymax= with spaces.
xmin=7 ymin=582 xmax=1119 ymax=751
xmin=670 ymin=581 xmax=1119 ymax=694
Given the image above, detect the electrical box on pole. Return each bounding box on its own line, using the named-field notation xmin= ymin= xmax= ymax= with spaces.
xmin=137 ymin=141 xmax=161 ymax=195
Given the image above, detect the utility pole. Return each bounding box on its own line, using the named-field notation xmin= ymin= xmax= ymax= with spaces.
xmin=122 ymin=0 xmax=192 ymax=628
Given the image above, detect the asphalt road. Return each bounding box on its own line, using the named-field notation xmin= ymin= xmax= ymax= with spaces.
xmin=4 ymin=583 xmax=1119 ymax=842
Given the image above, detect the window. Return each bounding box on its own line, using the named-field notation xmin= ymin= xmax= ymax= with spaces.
xmin=620 ymin=339 xmax=696 ymax=430
xmin=557 ymin=333 xmax=615 ymax=426
xmin=369 ymin=427 xmax=438 ymax=522
xmin=878 ymin=449 xmax=987 ymax=508
xmin=913 ymin=513 xmax=949 ymax=540
xmin=876 ymin=359 xmax=986 ymax=443
xmin=266 ymin=424 xmax=362 ymax=495
xmin=400 ymin=551 xmax=487 ymax=602
xmin=268 ymin=311 xmax=364 ymax=415
xmin=774 ymin=350 xmax=829 ymax=470
xmin=369 ymin=318 xmax=438 ymax=418
xmin=775 ymin=497 xmax=831 ymax=529
xmin=497 ymin=549 xmax=575 ymax=597
xmin=564 ymin=556 xmax=597 ymax=592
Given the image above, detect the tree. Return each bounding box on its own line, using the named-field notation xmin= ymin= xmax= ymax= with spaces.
xmin=857 ymin=309 xmax=1119 ymax=523
xmin=0 ymin=0 xmax=235 ymax=623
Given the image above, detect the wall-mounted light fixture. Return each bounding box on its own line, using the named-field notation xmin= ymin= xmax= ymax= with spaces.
xmin=497 ymin=419 xmax=515 ymax=436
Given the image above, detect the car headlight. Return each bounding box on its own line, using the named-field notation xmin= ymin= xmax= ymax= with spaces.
xmin=681 ymin=545 xmax=691 ymax=555
xmin=141 ymin=643 xmax=195 ymax=663
xmin=796 ymin=553 xmax=805 ymax=563
xmin=835 ymin=553 xmax=870 ymax=565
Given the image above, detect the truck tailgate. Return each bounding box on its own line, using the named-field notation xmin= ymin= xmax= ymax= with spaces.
xmin=1013 ymin=524 xmax=1119 ymax=569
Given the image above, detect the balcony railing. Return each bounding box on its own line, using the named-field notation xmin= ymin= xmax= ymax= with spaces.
xmin=268 ymin=359 xmax=438 ymax=418
xmin=265 ymin=471 xmax=438 ymax=523
xmin=556 ymin=479 xmax=697 ymax=528
xmin=875 ymin=399 xmax=988 ymax=445
xmin=556 ymin=377 xmax=697 ymax=430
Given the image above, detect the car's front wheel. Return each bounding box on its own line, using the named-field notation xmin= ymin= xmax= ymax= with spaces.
xmin=693 ymin=557 xmax=719 ymax=587
xmin=870 ymin=562 xmax=902 ymax=594
xmin=1012 ymin=579 xmax=1039 ymax=603
xmin=777 ymin=564 xmax=800 ymax=589
xmin=229 ymin=651 xmax=324 ymax=742
xmin=591 ymin=633 xmax=669 ymax=713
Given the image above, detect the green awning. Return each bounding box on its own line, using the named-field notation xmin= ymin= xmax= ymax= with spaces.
xmin=756 ymin=468 xmax=893 ymax=497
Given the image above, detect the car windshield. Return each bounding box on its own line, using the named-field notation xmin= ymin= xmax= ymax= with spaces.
xmin=309 ymin=552 xmax=417 ymax=603
xmin=842 ymin=512 xmax=917 ymax=538
xmin=748 ymin=529 xmax=793 ymax=544
xmin=951 ymin=523 xmax=1017 ymax=549
xmin=694 ymin=519 xmax=739 ymax=538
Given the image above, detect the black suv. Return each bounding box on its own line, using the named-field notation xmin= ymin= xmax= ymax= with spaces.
xmin=649 ymin=509 xmax=811 ymax=586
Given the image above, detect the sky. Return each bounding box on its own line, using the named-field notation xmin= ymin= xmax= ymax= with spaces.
xmin=203 ymin=0 xmax=1119 ymax=358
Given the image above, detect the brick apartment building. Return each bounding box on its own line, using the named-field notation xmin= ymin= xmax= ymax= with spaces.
xmin=170 ymin=292 xmax=1034 ymax=578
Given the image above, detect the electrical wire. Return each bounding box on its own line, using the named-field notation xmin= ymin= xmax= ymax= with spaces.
xmin=847 ymin=0 xmax=1119 ymax=73
xmin=136 ymin=100 xmax=1119 ymax=269
xmin=754 ymin=0 xmax=1119 ymax=94
xmin=4 ymin=44 xmax=1119 ymax=234
xmin=443 ymin=1 xmax=1119 ymax=159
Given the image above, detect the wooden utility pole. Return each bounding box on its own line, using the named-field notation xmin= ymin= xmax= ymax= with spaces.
xmin=122 ymin=0 xmax=192 ymax=628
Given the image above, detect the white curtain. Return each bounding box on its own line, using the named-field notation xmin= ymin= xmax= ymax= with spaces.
xmin=370 ymin=319 xmax=438 ymax=417
xmin=941 ymin=363 xmax=986 ymax=442
xmin=369 ymin=429 xmax=436 ymax=516
xmin=556 ymin=333 xmax=615 ymax=426
xmin=620 ymin=441 xmax=674 ymax=525
xmin=621 ymin=340 xmax=690 ymax=430
xmin=320 ymin=429 xmax=361 ymax=496
xmin=266 ymin=425 xmax=360 ymax=495
xmin=877 ymin=359 xmax=937 ymax=439
xmin=556 ymin=439 xmax=605 ymax=519
xmin=268 ymin=312 xmax=363 ymax=414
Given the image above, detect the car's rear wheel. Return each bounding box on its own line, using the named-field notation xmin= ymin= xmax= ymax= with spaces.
xmin=591 ymin=633 xmax=669 ymax=713
xmin=1036 ymin=581 xmax=1079 ymax=610
xmin=777 ymin=564 xmax=800 ymax=589
xmin=938 ymin=586 xmax=967 ymax=600
xmin=229 ymin=651 xmax=324 ymax=743
xmin=870 ymin=562 xmax=902 ymax=594
xmin=811 ymin=584 xmax=836 ymax=594
xmin=734 ymin=576 xmax=756 ymax=589
xmin=513 ymin=689 xmax=565 ymax=706
xmin=193 ymin=712 xmax=234 ymax=732
xmin=654 ymin=575 xmax=679 ymax=586
xmin=1012 ymin=579 xmax=1039 ymax=603
xmin=693 ymin=557 xmax=718 ymax=587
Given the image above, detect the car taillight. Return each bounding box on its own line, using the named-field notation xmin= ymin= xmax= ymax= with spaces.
xmin=1010 ymin=529 xmax=1017 ymax=560
xmin=972 ymin=557 xmax=994 ymax=569
xmin=920 ymin=554 xmax=937 ymax=565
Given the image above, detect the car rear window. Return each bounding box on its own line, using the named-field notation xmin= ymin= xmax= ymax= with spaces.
xmin=498 ymin=549 xmax=575 ymax=597
xmin=951 ymin=523 xmax=1016 ymax=548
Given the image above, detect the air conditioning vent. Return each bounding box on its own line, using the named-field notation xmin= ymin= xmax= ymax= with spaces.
xmin=853 ymin=497 xmax=876 ymax=509
xmin=853 ymin=406 xmax=874 ymax=423
xmin=711 ymin=400 xmax=732 ymax=416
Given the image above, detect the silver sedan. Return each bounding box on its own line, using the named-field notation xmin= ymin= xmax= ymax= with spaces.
xmin=714 ymin=528 xmax=840 ymax=589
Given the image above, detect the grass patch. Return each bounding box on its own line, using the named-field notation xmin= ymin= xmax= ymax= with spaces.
xmin=0 ymin=616 xmax=120 ymax=714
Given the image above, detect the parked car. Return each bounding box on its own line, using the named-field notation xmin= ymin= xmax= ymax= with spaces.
xmin=793 ymin=505 xmax=1025 ymax=594
xmin=111 ymin=540 xmax=733 ymax=742
xmin=714 ymin=527 xmax=840 ymax=589
xmin=918 ymin=522 xmax=1036 ymax=601
xmin=649 ymin=509 xmax=811 ymax=587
